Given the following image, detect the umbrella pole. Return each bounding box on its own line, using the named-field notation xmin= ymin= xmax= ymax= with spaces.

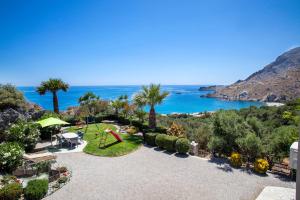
xmin=51 ymin=130 xmax=53 ymax=146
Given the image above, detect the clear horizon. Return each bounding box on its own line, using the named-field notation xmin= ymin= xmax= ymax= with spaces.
xmin=1 ymin=0 xmax=300 ymax=86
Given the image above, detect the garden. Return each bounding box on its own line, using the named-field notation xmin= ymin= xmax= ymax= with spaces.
xmin=0 ymin=80 xmax=299 ymax=199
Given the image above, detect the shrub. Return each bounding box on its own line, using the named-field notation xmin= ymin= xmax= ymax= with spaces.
xmin=210 ymin=110 xmax=248 ymax=154
xmin=0 ymin=183 xmax=23 ymax=200
xmin=56 ymin=166 xmax=68 ymax=173
xmin=58 ymin=176 xmax=68 ymax=184
xmin=155 ymin=134 xmax=167 ymax=149
xmin=175 ymin=138 xmax=190 ymax=154
xmin=268 ymin=126 xmax=298 ymax=160
xmin=6 ymin=120 xmax=40 ymax=152
xmin=167 ymin=122 xmax=185 ymax=137
xmin=0 ymin=142 xmax=24 ymax=173
xmin=163 ymin=135 xmax=178 ymax=152
xmin=254 ymin=159 xmax=269 ymax=174
xmin=145 ymin=133 xmax=158 ymax=146
xmin=24 ymin=179 xmax=49 ymax=200
xmin=236 ymin=132 xmax=262 ymax=161
xmin=230 ymin=152 xmax=242 ymax=168
xmin=126 ymin=126 xmax=139 ymax=135
xmin=192 ymin=124 xmax=212 ymax=150
xmin=0 ymin=84 xmax=26 ymax=111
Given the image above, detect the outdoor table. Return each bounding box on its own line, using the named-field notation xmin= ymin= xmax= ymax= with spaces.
xmin=62 ymin=132 xmax=79 ymax=148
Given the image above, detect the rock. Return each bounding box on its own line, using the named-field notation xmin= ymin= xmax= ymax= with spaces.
xmin=205 ymin=47 xmax=300 ymax=102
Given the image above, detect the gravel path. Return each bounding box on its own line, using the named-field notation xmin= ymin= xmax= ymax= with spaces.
xmin=45 ymin=146 xmax=295 ymax=200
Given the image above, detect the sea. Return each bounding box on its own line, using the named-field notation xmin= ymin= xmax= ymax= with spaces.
xmin=18 ymin=85 xmax=263 ymax=114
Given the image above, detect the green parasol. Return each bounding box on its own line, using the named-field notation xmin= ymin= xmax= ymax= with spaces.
xmin=36 ymin=117 xmax=69 ymax=146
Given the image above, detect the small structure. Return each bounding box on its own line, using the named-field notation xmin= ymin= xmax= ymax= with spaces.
xmin=290 ymin=142 xmax=298 ymax=170
xmin=190 ymin=141 xmax=199 ymax=156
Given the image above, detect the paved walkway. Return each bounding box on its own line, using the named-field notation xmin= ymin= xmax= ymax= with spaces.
xmin=45 ymin=146 xmax=295 ymax=200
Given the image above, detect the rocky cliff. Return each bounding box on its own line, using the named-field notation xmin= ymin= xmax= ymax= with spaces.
xmin=206 ymin=47 xmax=300 ymax=102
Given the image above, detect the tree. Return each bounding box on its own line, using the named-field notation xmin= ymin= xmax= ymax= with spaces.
xmin=208 ymin=110 xmax=249 ymax=155
xmin=135 ymin=84 xmax=169 ymax=129
xmin=0 ymin=84 xmax=26 ymax=111
xmin=237 ymin=132 xmax=262 ymax=162
xmin=78 ymin=92 xmax=100 ymax=117
xmin=36 ymin=79 xmax=69 ymax=113
xmin=268 ymin=125 xmax=298 ymax=160
xmin=111 ymin=95 xmax=128 ymax=116
xmin=133 ymin=94 xmax=147 ymax=123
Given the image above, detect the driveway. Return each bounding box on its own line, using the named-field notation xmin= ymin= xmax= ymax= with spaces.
xmin=45 ymin=146 xmax=295 ymax=200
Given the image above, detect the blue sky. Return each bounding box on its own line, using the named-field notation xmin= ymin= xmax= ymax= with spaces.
xmin=0 ymin=0 xmax=299 ymax=86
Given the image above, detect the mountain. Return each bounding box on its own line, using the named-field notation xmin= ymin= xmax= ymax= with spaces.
xmin=206 ymin=47 xmax=300 ymax=102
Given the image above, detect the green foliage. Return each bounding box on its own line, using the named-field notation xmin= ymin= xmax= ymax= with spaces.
xmin=24 ymin=179 xmax=48 ymax=200
xmin=0 ymin=84 xmax=26 ymax=110
xmin=0 ymin=183 xmax=23 ymax=200
xmin=6 ymin=120 xmax=40 ymax=152
xmin=163 ymin=135 xmax=178 ymax=152
xmin=58 ymin=176 xmax=68 ymax=184
xmin=155 ymin=134 xmax=166 ymax=149
xmin=135 ymin=84 xmax=169 ymax=128
xmin=36 ymin=78 xmax=69 ymax=113
xmin=192 ymin=124 xmax=212 ymax=150
xmin=0 ymin=142 xmax=24 ymax=173
xmin=175 ymin=138 xmax=190 ymax=154
xmin=268 ymin=126 xmax=298 ymax=160
xmin=145 ymin=133 xmax=158 ymax=146
xmin=236 ymin=132 xmax=262 ymax=161
xmin=208 ymin=110 xmax=247 ymax=154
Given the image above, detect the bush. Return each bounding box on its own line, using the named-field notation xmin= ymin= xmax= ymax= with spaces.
xmin=167 ymin=122 xmax=185 ymax=137
xmin=163 ymin=135 xmax=178 ymax=152
xmin=0 ymin=84 xmax=26 ymax=111
xmin=0 ymin=183 xmax=23 ymax=200
xmin=237 ymin=132 xmax=262 ymax=161
xmin=230 ymin=152 xmax=242 ymax=168
xmin=6 ymin=120 xmax=40 ymax=152
xmin=145 ymin=133 xmax=158 ymax=146
xmin=56 ymin=166 xmax=68 ymax=173
xmin=58 ymin=176 xmax=68 ymax=184
xmin=0 ymin=142 xmax=24 ymax=173
xmin=126 ymin=126 xmax=139 ymax=135
xmin=155 ymin=134 xmax=167 ymax=149
xmin=254 ymin=159 xmax=269 ymax=174
xmin=24 ymin=179 xmax=49 ymax=200
xmin=268 ymin=126 xmax=298 ymax=160
xmin=175 ymin=138 xmax=190 ymax=154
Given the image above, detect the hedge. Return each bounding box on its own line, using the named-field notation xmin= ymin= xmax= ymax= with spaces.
xmin=24 ymin=179 xmax=49 ymax=200
xmin=145 ymin=133 xmax=158 ymax=146
xmin=175 ymin=138 xmax=190 ymax=154
xmin=163 ymin=135 xmax=178 ymax=152
xmin=155 ymin=134 xmax=167 ymax=149
xmin=0 ymin=183 xmax=23 ymax=200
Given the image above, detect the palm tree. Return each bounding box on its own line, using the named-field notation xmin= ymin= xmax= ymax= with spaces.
xmin=133 ymin=94 xmax=147 ymax=123
xmin=36 ymin=78 xmax=69 ymax=113
xmin=111 ymin=95 xmax=128 ymax=116
xmin=78 ymin=92 xmax=100 ymax=117
xmin=136 ymin=84 xmax=169 ymax=129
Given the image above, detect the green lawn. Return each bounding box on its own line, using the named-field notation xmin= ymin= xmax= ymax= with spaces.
xmin=68 ymin=123 xmax=143 ymax=157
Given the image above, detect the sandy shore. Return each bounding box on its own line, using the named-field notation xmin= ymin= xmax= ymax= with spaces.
xmin=265 ymin=102 xmax=285 ymax=107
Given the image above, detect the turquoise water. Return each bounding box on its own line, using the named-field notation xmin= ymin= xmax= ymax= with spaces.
xmin=18 ymin=85 xmax=262 ymax=114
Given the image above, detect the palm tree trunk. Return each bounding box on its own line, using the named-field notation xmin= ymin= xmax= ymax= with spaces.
xmin=149 ymin=105 xmax=156 ymax=129
xmin=53 ymin=91 xmax=59 ymax=113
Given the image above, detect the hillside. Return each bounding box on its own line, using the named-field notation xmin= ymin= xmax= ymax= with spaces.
xmin=206 ymin=47 xmax=300 ymax=102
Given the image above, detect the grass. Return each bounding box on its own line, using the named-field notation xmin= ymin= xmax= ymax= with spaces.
xmin=68 ymin=123 xmax=143 ymax=157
